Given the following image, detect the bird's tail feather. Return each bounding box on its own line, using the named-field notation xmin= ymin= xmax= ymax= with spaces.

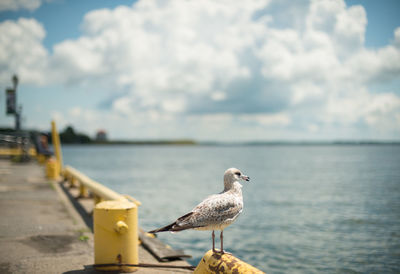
xmin=148 ymin=212 xmax=196 ymax=233
xmin=148 ymin=222 xmax=176 ymax=233
xmin=148 ymin=222 xmax=196 ymax=233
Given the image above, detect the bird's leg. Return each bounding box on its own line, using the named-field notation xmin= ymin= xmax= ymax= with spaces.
xmin=220 ymin=230 xmax=224 ymax=254
xmin=212 ymin=230 xmax=216 ymax=253
xmin=220 ymin=230 xmax=231 ymax=255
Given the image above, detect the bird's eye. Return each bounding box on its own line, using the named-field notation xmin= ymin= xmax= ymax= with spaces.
xmin=235 ymin=172 xmax=241 ymax=176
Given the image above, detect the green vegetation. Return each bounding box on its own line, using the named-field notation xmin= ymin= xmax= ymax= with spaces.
xmin=76 ymin=228 xmax=91 ymax=242
xmin=59 ymin=126 xmax=91 ymax=144
xmin=56 ymin=125 xmax=197 ymax=145
xmin=51 ymin=125 xmax=196 ymax=145
xmin=1 ymin=125 xmax=197 ymax=145
xmin=78 ymin=235 xmax=89 ymax=242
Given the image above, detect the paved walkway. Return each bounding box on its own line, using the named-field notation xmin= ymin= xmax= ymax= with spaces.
xmin=0 ymin=158 xmax=192 ymax=273
xmin=0 ymin=158 xmax=93 ymax=273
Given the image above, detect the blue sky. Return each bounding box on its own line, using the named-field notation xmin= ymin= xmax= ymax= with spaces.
xmin=0 ymin=0 xmax=399 ymax=141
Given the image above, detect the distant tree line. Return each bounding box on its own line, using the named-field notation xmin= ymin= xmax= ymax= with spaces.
xmin=58 ymin=125 xmax=92 ymax=144
xmin=1 ymin=125 xmax=197 ymax=145
xmin=0 ymin=125 xmax=91 ymax=144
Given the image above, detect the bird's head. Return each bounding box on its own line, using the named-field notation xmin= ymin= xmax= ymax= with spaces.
xmin=224 ymin=167 xmax=250 ymax=190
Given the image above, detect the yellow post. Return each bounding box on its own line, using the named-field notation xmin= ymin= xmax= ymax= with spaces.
xmin=29 ymin=147 xmax=37 ymax=157
xmin=70 ymin=177 xmax=78 ymax=188
xmin=79 ymin=184 xmax=89 ymax=198
xmin=194 ymin=250 xmax=265 ymax=274
xmin=51 ymin=120 xmax=63 ymax=175
xmin=37 ymin=154 xmax=47 ymax=164
xmin=46 ymin=157 xmax=60 ymax=180
xmin=94 ymin=200 xmax=139 ymax=272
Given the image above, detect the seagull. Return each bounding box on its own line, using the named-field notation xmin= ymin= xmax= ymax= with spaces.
xmin=148 ymin=167 xmax=250 ymax=254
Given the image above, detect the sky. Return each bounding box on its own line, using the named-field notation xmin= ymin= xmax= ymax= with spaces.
xmin=0 ymin=0 xmax=399 ymax=142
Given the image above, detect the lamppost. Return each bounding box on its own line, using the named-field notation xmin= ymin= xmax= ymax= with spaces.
xmin=12 ymin=75 xmax=22 ymax=131
xmin=5 ymin=74 xmax=21 ymax=131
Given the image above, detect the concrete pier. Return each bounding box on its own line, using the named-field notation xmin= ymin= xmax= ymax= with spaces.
xmin=0 ymin=158 xmax=192 ymax=273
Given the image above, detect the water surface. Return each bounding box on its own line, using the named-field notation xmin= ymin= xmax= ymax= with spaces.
xmin=63 ymin=144 xmax=400 ymax=273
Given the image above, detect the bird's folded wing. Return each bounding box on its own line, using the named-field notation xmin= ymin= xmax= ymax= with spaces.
xmin=181 ymin=195 xmax=242 ymax=226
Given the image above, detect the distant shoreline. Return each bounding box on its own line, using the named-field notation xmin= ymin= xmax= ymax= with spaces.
xmin=89 ymin=140 xmax=197 ymax=145
xmin=2 ymin=127 xmax=398 ymax=146
xmin=62 ymin=140 xmax=400 ymax=146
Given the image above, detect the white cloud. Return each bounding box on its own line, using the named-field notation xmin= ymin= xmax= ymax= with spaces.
xmin=0 ymin=0 xmax=43 ymax=12
xmin=363 ymin=93 xmax=400 ymax=129
xmin=343 ymin=43 xmax=400 ymax=84
xmin=48 ymin=0 xmax=266 ymax=110
xmin=211 ymin=91 xmax=227 ymax=101
xmin=322 ymin=89 xmax=400 ymax=133
xmin=112 ymin=97 xmax=134 ymax=116
xmin=291 ymin=81 xmax=323 ymax=105
xmin=241 ymin=113 xmax=291 ymax=126
xmin=162 ymin=98 xmax=186 ymax=113
xmin=334 ymin=4 xmax=366 ymax=51
xmin=51 ymin=39 xmax=105 ymax=82
xmin=394 ymin=27 xmax=400 ymax=48
xmin=69 ymin=107 xmax=82 ymax=117
xmin=1 ymin=0 xmax=400 ymax=140
xmin=0 ymin=18 xmax=48 ymax=85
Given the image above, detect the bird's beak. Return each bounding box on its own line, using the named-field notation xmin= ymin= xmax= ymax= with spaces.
xmin=241 ymin=174 xmax=250 ymax=182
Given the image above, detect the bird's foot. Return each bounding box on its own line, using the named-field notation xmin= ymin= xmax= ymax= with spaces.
xmin=213 ymin=249 xmax=231 ymax=255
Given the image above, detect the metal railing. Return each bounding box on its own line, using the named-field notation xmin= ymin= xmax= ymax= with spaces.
xmin=0 ymin=132 xmax=36 ymax=157
xmin=63 ymin=165 xmax=141 ymax=206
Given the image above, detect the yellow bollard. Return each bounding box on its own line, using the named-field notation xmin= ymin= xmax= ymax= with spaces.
xmin=46 ymin=157 xmax=59 ymax=180
xmin=79 ymin=184 xmax=89 ymax=198
xmin=37 ymin=154 xmax=47 ymax=164
xmin=94 ymin=200 xmax=139 ymax=272
xmin=69 ymin=177 xmax=78 ymax=188
xmin=194 ymin=250 xmax=265 ymax=274
xmin=29 ymin=147 xmax=37 ymax=157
